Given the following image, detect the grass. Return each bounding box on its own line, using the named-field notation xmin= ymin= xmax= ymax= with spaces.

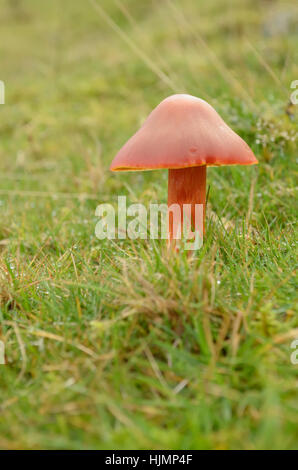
xmin=0 ymin=0 xmax=297 ymax=450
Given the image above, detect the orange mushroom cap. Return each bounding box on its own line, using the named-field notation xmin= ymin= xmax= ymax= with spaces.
xmin=110 ymin=94 xmax=258 ymax=171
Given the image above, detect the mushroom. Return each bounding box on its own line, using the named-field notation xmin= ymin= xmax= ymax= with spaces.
xmin=110 ymin=94 xmax=258 ymax=247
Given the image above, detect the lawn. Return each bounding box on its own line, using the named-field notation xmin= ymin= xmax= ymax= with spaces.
xmin=0 ymin=0 xmax=297 ymax=450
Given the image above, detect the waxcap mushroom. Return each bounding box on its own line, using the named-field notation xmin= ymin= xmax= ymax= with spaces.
xmin=110 ymin=94 xmax=258 ymax=171
xmin=110 ymin=94 xmax=258 ymax=244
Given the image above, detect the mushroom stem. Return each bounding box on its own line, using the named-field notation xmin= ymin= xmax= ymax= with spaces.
xmin=168 ymin=166 xmax=206 ymax=245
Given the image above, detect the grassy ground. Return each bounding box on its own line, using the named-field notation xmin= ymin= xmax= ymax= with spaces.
xmin=0 ymin=0 xmax=297 ymax=450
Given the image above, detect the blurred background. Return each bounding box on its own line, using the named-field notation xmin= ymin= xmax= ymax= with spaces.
xmin=0 ymin=0 xmax=297 ymax=189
